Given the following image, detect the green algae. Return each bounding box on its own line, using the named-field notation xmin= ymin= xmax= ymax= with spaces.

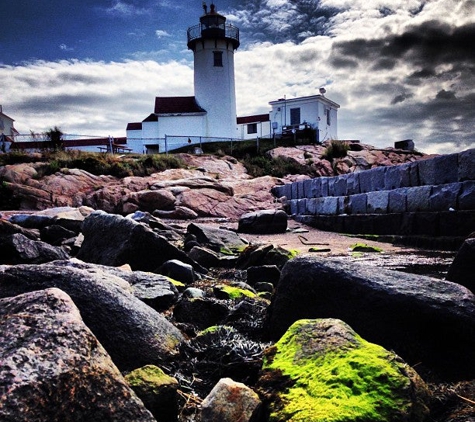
xmin=219 ymin=285 xmax=256 ymax=300
xmin=350 ymin=243 xmax=383 ymax=253
xmin=125 ymin=365 xmax=178 ymax=392
xmin=263 ymin=319 xmax=413 ymax=422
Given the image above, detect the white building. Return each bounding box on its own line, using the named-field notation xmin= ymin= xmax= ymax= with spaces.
xmin=0 ymin=105 xmax=18 ymax=152
xmin=269 ymin=94 xmax=340 ymax=143
xmin=237 ymin=114 xmax=271 ymax=140
xmin=127 ymin=3 xmax=240 ymax=154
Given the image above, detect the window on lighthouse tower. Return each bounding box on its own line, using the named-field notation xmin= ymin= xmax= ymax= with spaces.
xmin=213 ymin=51 xmax=223 ymax=67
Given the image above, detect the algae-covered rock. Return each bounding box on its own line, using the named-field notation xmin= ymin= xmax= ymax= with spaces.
xmin=125 ymin=365 xmax=178 ymax=422
xmin=258 ymin=319 xmax=430 ymax=422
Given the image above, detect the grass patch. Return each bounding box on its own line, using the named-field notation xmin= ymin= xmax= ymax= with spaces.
xmin=350 ymin=243 xmax=383 ymax=253
xmin=321 ymin=140 xmax=350 ymax=161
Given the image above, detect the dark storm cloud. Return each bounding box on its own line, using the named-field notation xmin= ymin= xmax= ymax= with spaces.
xmin=332 ymin=20 xmax=475 ymax=71
xmin=20 ymin=93 xmax=113 ymax=113
xmin=436 ymin=89 xmax=457 ymax=100
xmin=391 ymin=93 xmax=414 ymax=105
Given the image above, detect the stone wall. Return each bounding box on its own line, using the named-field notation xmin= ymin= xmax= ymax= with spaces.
xmin=272 ymin=148 xmax=475 ymax=246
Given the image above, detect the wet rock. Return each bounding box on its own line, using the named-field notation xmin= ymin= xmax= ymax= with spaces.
xmin=0 ymin=288 xmax=155 ymax=422
xmin=187 ymin=245 xmax=222 ymax=268
xmin=246 ymin=265 xmax=281 ymax=287
xmin=257 ymin=319 xmax=429 ymax=422
xmin=238 ymin=209 xmax=288 ymax=234
xmin=0 ymin=260 xmax=184 ymax=371
xmin=236 ymin=244 xmax=297 ymax=270
xmin=158 ymin=259 xmax=196 ymax=285
xmin=201 ymin=378 xmax=262 ymax=422
xmin=131 ymin=274 xmax=179 ymax=312
xmin=173 ymin=297 xmax=229 ymax=331
xmin=153 ymin=205 xmax=198 ymax=220
xmin=446 ymin=238 xmax=475 ymax=291
xmin=125 ymin=365 xmax=179 ymax=422
xmin=265 ymin=256 xmax=475 ymax=380
xmin=0 ymin=233 xmax=70 ymax=264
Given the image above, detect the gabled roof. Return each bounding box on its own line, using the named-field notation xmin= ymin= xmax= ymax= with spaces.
xmin=154 ymin=96 xmax=206 ymax=114
xmin=127 ymin=122 xmax=142 ymax=131
xmin=237 ymin=113 xmax=270 ymax=124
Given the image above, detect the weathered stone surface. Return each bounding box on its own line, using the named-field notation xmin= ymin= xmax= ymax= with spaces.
xmin=187 ymin=246 xmax=222 ymax=268
xmin=388 ymin=188 xmax=408 ymax=213
xmin=0 ymin=219 xmax=39 ymax=240
xmin=446 ymin=238 xmax=475 ymax=291
xmin=131 ymin=274 xmax=179 ymax=311
xmin=40 ymin=224 xmax=76 ymax=245
xmin=0 ymin=288 xmax=155 ymax=421
xmin=236 ymin=244 xmax=296 ymax=270
xmin=348 ymin=193 xmax=367 ymax=214
xmin=265 ymin=256 xmax=475 ymax=379
xmin=366 ymin=191 xmax=389 ymax=214
xmin=458 ymin=148 xmax=475 ymax=181
xmin=238 ymin=209 xmax=288 ymax=234
xmin=458 ymin=181 xmax=475 ymax=210
xmin=187 ymin=223 xmax=247 ymax=253
xmin=201 ymin=378 xmax=262 ymax=422
xmin=153 ymin=205 xmax=198 ymax=220
xmin=128 ymin=189 xmax=176 ymax=212
xmin=0 ymin=233 xmax=70 ymax=264
xmin=173 ymin=297 xmax=229 ymax=330
xmin=429 ymin=183 xmax=461 ymax=211
xmin=77 ymin=210 xmax=203 ymax=273
xmin=419 ymin=153 xmax=459 ymax=186
xmin=0 ymin=260 xmax=184 ymax=371
xmin=125 ymin=365 xmax=179 ymax=422
xmin=259 ymin=318 xmax=429 ymax=422
xmin=406 ymin=185 xmax=432 ymax=212
xmin=9 ymin=213 xmax=55 ymax=229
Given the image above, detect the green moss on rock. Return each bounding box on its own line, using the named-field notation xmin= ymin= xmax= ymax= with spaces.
xmin=350 ymin=243 xmax=383 ymax=253
xmin=218 ymin=285 xmax=256 ymax=300
xmin=261 ymin=319 xmax=429 ymax=422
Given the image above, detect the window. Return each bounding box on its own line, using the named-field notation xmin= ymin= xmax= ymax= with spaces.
xmin=213 ymin=51 xmax=223 ymax=67
xmin=326 ymin=108 xmax=331 ymax=125
xmin=290 ymin=108 xmax=300 ymax=126
xmin=247 ymin=123 xmax=258 ymax=134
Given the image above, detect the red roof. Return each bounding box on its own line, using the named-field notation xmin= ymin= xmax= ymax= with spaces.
xmin=237 ymin=113 xmax=270 ymax=124
xmin=154 ymin=96 xmax=206 ymax=114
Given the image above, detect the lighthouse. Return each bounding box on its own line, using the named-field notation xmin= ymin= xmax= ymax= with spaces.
xmin=187 ymin=3 xmax=240 ymax=139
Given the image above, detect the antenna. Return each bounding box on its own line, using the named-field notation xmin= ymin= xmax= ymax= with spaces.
xmin=319 ymin=87 xmax=326 ymax=96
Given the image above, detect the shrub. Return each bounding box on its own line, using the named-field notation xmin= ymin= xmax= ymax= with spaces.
xmin=322 ymin=140 xmax=350 ymax=161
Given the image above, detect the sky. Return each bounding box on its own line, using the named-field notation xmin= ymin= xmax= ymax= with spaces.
xmin=1 ymin=0 xmax=474 ymax=154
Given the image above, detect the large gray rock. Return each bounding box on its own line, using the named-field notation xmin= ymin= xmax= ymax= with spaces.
xmin=238 ymin=209 xmax=288 ymax=234
xmin=265 ymin=256 xmax=475 ymax=380
xmin=186 ymin=222 xmax=247 ymax=253
xmin=0 ymin=233 xmax=70 ymax=264
xmin=0 ymin=260 xmax=184 ymax=371
xmin=0 ymin=219 xmax=39 ymax=240
xmin=0 ymin=288 xmax=155 ymax=422
xmin=76 ymin=210 xmax=204 ymax=273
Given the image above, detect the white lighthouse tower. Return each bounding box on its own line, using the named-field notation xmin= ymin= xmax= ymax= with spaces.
xmin=187 ymin=3 xmax=240 ymax=139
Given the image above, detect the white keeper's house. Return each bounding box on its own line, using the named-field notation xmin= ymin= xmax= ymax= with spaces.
xmin=126 ymin=3 xmax=340 ymax=154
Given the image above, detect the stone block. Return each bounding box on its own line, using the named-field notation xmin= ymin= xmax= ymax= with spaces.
xmin=346 ymin=172 xmax=360 ymax=195
xmin=419 ymin=154 xmax=459 ymax=185
xmin=388 ymin=188 xmax=407 ymax=213
xmin=327 ymin=177 xmax=336 ymax=197
xmin=358 ymin=170 xmax=373 ymax=193
xmin=297 ymin=198 xmax=307 ymax=215
xmin=303 ymin=179 xmax=313 ymax=198
xmin=458 ymin=181 xmax=475 ymax=210
xmin=407 ymin=186 xmax=432 ymax=212
xmin=399 ymin=161 xmax=420 ymax=187
xmin=366 ymin=191 xmax=389 ymax=214
xmin=384 ymin=166 xmax=403 ymax=190
xmin=412 ymin=212 xmax=439 ymax=236
xmin=333 ymin=175 xmax=348 ymax=197
xmin=305 ymin=198 xmax=319 ymax=215
xmin=458 ymin=148 xmax=475 ymax=181
xmin=310 ymin=178 xmax=322 ymax=197
xmin=370 ymin=167 xmax=388 ymax=191
xmin=429 ymin=183 xmax=461 ymax=211
xmin=319 ymin=177 xmax=329 ymax=197
xmin=338 ymin=196 xmax=350 ymax=215
xmin=439 ymin=211 xmax=475 ymax=237
xmin=348 ymin=193 xmax=367 ymax=214
xmin=291 ymin=182 xmax=299 ymax=200
xmin=373 ymin=214 xmax=403 ymax=235
xmin=289 ymin=200 xmax=298 ymax=215
xmin=320 ymin=197 xmax=339 ymax=215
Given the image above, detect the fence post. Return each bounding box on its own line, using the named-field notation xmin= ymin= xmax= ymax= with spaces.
xmin=165 ymin=135 xmax=168 ymax=155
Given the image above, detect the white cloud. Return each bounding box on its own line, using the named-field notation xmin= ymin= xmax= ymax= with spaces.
xmin=105 ymin=1 xmax=149 ymax=16
xmin=155 ymin=29 xmax=171 ymax=38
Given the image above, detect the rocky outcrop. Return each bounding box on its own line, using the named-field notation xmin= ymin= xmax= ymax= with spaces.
xmin=0 ymin=288 xmax=155 ymax=421
xmin=238 ymin=209 xmax=288 ymax=234
xmin=0 ymin=260 xmax=184 ymax=371
xmin=258 ymin=318 xmax=430 ymax=422
xmin=446 ymin=237 xmax=475 ymax=290
xmin=265 ymin=256 xmax=475 ymax=380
